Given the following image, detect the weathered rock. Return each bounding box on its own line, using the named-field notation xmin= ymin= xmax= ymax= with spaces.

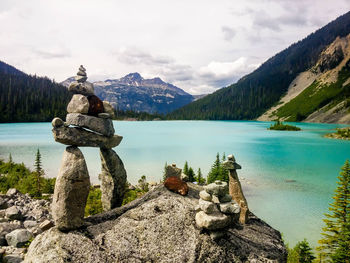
xmin=4 ymin=254 xmax=23 ymax=263
xmin=67 ymin=94 xmax=90 ymax=114
xmin=39 ymin=219 xmax=54 ymax=231
xmin=68 ymin=81 xmax=94 ymax=96
xmin=198 ymin=198 xmax=218 ymax=214
xmin=209 ymin=230 xmax=226 ymax=240
xmin=52 ymin=146 xmax=90 ymax=231
xmin=5 ymin=206 xmax=23 ymax=221
xmin=5 ymin=229 xmax=33 ymax=247
xmin=181 ymin=172 xmax=189 ymax=182
xmin=87 ymin=95 xmax=104 ymax=116
xmin=7 ymin=188 xmax=19 ymax=197
xmin=219 ymin=202 xmax=240 ymax=215
xmin=77 ymin=70 xmax=86 ymax=77
xmin=23 ymin=220 xmax=37 ymax=229
xmin=52 ymin=126 xmax=122 ymax=148
xmin=24 ymin=185 xmax=287 ymax=263
xmin=0 ymin=223 xmax=22 ymax=246
xmin=219 ymin=194 xmax=232 ymax=203
xmin=75 ymin=75 xmax=87 ymax=83
xmin=164 ymin=176 xmax=188 ymax=196
xmin=103 ymin=101 xmax=115 ymax=118
xmin=51 ymin=117 xmax=64 ymax=128
xmin=99 ymin=148 xmax=127 ymax=211
xmin=164 ymin=164 xmax=182 ymax=179
xmin=195 ymin=211 xmax=231 ymax=230
xmin=199 ymin=190 xmax=212 ymax=201
xmin=98 ymin=113 xmax=111 ymax=119
xmin=204 ymin=181 xmax=228 ymax=197
xmin=66 ymin=113 xmax=115 ymax=137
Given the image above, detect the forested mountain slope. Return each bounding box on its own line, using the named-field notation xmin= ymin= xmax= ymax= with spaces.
xmin=167 ymin=11 xmax=350 ymax=120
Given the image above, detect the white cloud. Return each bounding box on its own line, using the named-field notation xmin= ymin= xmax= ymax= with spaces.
xmin=0 ymin=0 xmax=349 ymax=95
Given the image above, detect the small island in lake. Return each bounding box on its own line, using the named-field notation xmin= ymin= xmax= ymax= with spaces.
xmin=268 ymin=120 xmax=301 ymax=131
xmin=325 ymin=127 xmax=350 ymax=140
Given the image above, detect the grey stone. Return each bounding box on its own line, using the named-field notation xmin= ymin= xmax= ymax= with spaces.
xmin=52 ymin=126 xmax=122 ymax=148
xmin=198 ymin=199 xmax=219 ymax=214
xmin=181 ymin=173 xmax=189 ymax=182
xmin=24 ymin=220 xmax=37 ymax=229
xmin=164 ymin=164 xmax=182 ymax=179
xmin=199 ymin=190 xmax=212 ymax=201
xmin=79 ymin=65 xmax=86 ymax=72
xmin=219 ymin=202 xmax=240 ymax=215
xmin=103 ymin=101 xmax=115 ymax=118
xmin=24 ymin=185 xmax=287 ymax=263
xmin=5 ymin=206 xmax=22 ymax=221
xmin=67 ymin=94 xmax=90 ymax=114
xmin=99 ymin=148 xmax=127 ymax=210
xmin=195 ymin=211 xmax=232 ymax=230
xmin=204 ymin=180 xmax=228 ymax=197
xmin=39 ymin=220 xmax=54 ymax=231
xmin=68 ymin=81 xmax=95 ymax=96
xmin=5 ymin=229 xmax=33 ymax=247
xmin=0 ymin=223 xmax=22 ymax=246
xmin=209 ymin=230 xmax=225 ymax=240
xmin=98 ymin=113 xmax=111 ymax=119
xmin=77 ymin=70 xmax=86 ymax=77
xmin=52 ymin=146 xmax=90 ymax=231
xmin=75 ymin=75 xmax=87 ymax=83
xmin=6 ymin=188 xmax=18 ymax=197
xmin=219 ymin=194 xmax=232 ymax=203
xmin=51 ymin=117 xmax=64 ymax=128
xmin=4 ymin=254 xmax=23 ymax=263
xmin=66 ymin=113 xmax=115 ymax=137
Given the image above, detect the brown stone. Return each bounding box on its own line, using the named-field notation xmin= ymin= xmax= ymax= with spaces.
xmin=164 ymin=164 xmax=182 ymax=179
xmin=164 ymin=176 xmax=188 ymax=196
xmin=88 ymin=95 xmax=104 ymax=116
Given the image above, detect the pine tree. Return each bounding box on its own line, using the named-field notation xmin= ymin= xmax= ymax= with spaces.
xmin=163 ymin=162 xmax=168 ymax=181
xmin=196 ymin=168 xmax=205 ymax=185
xmin=34 ymin=149 xmax=43 ymax=196
xmin=207 ymin=153 xmax=221 ymax=184
xmin=183 ymin=161 xmax=189 ymax=176
xmin=9 ymin=153 xmax=12 ymax=164
xmin=188 ymin=167 xmax=195 ymax=182
xmin=294 ymin=239 xmax=315 ymax=263
xmin=317 ymin=160 xmax=350 ymax=262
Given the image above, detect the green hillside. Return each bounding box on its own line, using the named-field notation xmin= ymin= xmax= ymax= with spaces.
xmin=167 ymin=12 xmax=350 ymax=120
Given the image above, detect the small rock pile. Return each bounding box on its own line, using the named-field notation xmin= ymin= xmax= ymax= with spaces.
xmin=51 ymin=66 xmax=127 ymax=231
xmin=195 ymin=180 xmax=240 ymax=239
xmin=163 ymin=164 xmax=189 ymax=196
xmin=0 ymin=188 xmax=53 ymax=262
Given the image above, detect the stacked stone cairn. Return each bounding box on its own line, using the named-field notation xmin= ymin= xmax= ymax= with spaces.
xmin=51 ymin=66 xmax=127 ymax=231
xmin=195 ymin=180 xmax=240 ymax=240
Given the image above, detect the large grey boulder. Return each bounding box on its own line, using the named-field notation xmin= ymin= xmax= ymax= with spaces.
xmin=68 ymin=81 xmax=94 ymax=96
xmin=5 ymin=229 xmax=33 ymax=247
xmin=52 ymin=125 xmax=122 ymax=148
xmin=52 ymin=146 xmax=90 ymax=231
xmin=5 ymin=206 xmax=23 ymax=221
xmin=0 ymin=223 xmax=22 ymax=246
xmin=67 ymin=94 xmax=90 ymax=114
xmin=99 ymin=148 xmax=127 ymax=210
xmin=25 ymin=184 xmax=287 ymax=263
xmin=66 ymin=113 xmax=115 ymax=137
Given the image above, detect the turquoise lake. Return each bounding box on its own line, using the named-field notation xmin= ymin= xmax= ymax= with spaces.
xmin=0 ymin=120 xmax=349 ymax=247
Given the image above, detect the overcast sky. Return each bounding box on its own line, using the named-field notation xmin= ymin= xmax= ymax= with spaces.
xmin=1 ymin=0 xmax=349 ymax=94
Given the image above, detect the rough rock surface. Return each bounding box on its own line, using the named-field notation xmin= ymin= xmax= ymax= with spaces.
xmin=164 ymin=164 xmax=182 ymax=179
xmin=103 ymin=101 xmax=115 ymax=118
xmin=25 ymin=185 xmax=287 ymax=263
xmin=99 ymin=148 xmax=127 ymax=211
xmin=5 ymin=229 xmax=33 ymax=247
xmin=68 ymin=81 xmax=94 ymax=96
xmin=52 ymin=146 xmax=90 ymax=231
xmin=66 ymin=113 xmax=115 ymax=137
xmin=52 ymin=125 xmax=122 ymax=148
xmin=67 ymin=94 xmax=90 ymax=114
xmin=164 ymin=176 xmax=189 ymax=196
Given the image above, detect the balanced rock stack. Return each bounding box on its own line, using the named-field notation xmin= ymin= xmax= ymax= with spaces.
xmin=195 ymin=180 xmax=240 ymax=239
xmin=51 ymin=66 xmax=127 ymax=231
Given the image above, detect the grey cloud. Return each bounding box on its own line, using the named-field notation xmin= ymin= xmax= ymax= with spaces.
xmin=32 ymin=47 xmax=71 ymax=59
xmin=222 ymin=26 xmax=237 ymax=41
xmin=117 ymin=48 xmax=174 ymax=66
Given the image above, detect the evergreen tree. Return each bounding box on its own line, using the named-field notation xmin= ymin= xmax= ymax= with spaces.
xmin=8 ymin=153 xmax=12 ymax=164
xmin=196 ymin=168 xmax=205 ymax=185
xmin=183 ymin=161 xmax=189 ymax=176
xmin=34 ymin=149 xmax=43 ymax=196
xmin=294 ymin=239 xmax=315 ymax=263
xmin=138 ymin=175 xmax=149 ymax=192
xmin=207 ymin=153 xmax=221 ymax=184
xmin=317 ymin=160 xmax=350 ymax=262
xmin=188 ymin=167 xmax=195 ymax=182
xmin=163 ymin=162 xmax=168 ymax=181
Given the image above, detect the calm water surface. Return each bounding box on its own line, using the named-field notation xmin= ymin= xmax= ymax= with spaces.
xmin=0 ymin=120 xmax=349 ymax=247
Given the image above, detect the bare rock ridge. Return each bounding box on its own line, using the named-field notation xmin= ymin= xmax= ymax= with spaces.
xmin=24 ymin=184 xmax=287 ymax=263
xmin=51 ymin=66 xmax=127 ymax=231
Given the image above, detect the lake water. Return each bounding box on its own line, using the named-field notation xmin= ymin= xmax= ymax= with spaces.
xmin=0 ymin=120 xmax=349 ymax=247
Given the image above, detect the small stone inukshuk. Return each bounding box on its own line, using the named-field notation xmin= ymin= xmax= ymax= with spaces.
xmin=195 ymin=180 xmax=240 ymax=240
xmin=51 ymin=66 xmax=127 ymax=231
xmin=223 ymin=154 xmax=249 ymax=224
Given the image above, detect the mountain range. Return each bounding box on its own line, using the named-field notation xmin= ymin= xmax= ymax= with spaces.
xmin=61 ymin=73 xmax=195 ymax=114
xmin=168 ymin=11 xmax=350 ymax=124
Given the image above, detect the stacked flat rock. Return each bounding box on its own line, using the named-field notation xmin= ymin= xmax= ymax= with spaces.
xmin=51 ymin=66 xmax=126 ymax=231
xmin=195 ymin=180 xmax=240 ymax=240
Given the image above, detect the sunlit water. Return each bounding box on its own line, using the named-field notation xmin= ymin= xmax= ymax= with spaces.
xmin=0 ymin=120 xmax=349 ymax=247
